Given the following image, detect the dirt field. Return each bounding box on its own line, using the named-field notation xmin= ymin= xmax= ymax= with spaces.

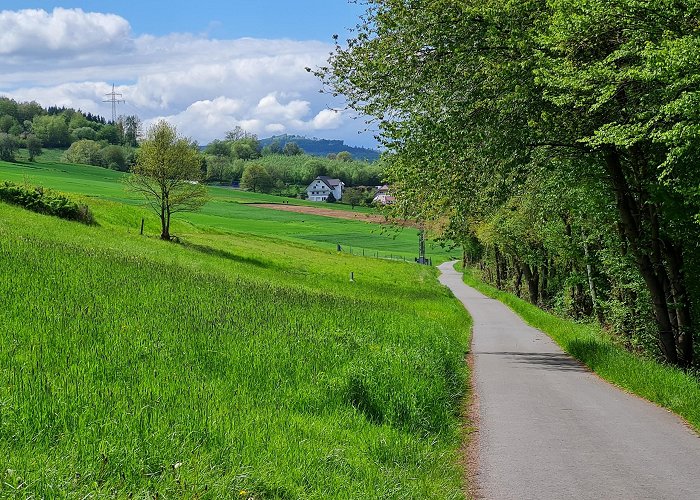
xmin=254 ymin=203 xmax=401 ymax=224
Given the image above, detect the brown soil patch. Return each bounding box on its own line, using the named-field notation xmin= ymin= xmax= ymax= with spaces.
xmin=253 ymin=203 xmax=416 ymax=226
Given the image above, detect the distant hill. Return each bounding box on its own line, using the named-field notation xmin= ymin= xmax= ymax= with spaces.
xmin=259 ymin=135 xmax=380 ymax=161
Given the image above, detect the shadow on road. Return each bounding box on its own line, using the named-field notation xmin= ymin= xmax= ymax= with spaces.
xmin=477 ymin=351 xmax=588 ymax=372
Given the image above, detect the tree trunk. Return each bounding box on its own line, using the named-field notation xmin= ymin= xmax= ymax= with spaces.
xmin=520 ymin=262 xmax=539 ymax=305
xmin=495 ymin=246 xmax=502 ymax=290
xmin=603 ymin=148 xmax=679 ymax=365
xmin=583 ymin=241 xmax=604 ymax=324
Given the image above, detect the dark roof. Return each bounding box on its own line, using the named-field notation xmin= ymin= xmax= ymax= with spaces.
xmin=315 ymin=176 xmax=343 ymax=189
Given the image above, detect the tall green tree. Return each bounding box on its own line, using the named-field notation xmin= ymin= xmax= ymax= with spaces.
xmin=128 ymin=121 xmax=208 ymax=240
xmin=320 ymin=0 xmax=700 ymax=367
xmin=240 ymin=163 xmax=272 ymax=193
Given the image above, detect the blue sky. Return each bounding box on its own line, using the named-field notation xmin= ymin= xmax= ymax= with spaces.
xmin=0 ymin=1 xmax=366 ymax=40
xmin=0 ymin=2 xmax=377 ymax=147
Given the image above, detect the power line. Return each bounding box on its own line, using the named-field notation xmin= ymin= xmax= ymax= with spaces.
xmin=103 ymin=83 xmax=125 ymax=123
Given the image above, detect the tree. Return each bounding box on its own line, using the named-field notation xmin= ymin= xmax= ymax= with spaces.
xmin=261 ymin=139 xmax=282 ymax=156
xmin=101 ymin=145 xmax=127 ymax=171
xmin=97 ymin=124 xmax=122 ymax=145
xmin=0 ymin=133 xmax=19 ymax=161
xmin=32 ymin=115 xmax=70 ymax=148
xmin=25 ymin=135 xmax=42 ymax=161
xmin=128 ymin=121 xmax=208 ymax=240
xmin=343 ymin=187 xmax=363 ymax=209
xmin=319 ymin=0 xmax=700 ymax=366
xmin=205 ymin=139 xmax=231 ymax=157
xmin=336 ymin=151 xmax=352 ymax=162
xmin=283 ymin=141 xmax=303 ymax=156
xmin=240 ymin=163 xmax=272 ymax=193
xmin=63 ymin=140 xmax=104 ymax=166
xmin=72 ymin=126 xmax=97 ymax=141
xmin=120 ymin=115 xmax=141 ymax=147
xmin=326 ymin=191 xmax=337 ymax=203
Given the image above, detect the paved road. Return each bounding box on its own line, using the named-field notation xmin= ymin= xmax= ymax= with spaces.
xmin=438 ymin=262 xmax=700 ymax=500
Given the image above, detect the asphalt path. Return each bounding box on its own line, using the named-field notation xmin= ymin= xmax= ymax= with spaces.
xmin=438 ymin=261 xmax=700 ymax=500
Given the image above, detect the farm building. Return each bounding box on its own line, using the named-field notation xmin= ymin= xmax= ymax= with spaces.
xmin=373 ymin=184 xmax=395 ymax=205
xmin=306 ymin=176 xmax=344 ymax=202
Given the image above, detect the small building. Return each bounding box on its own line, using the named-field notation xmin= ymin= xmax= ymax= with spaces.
xmin=307 ymin=176 xmax=344 ymax=202
xmin=372 ymin=184 xmax=395 ymax=205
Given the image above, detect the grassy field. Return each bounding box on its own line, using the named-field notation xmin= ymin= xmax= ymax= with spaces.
xmin=459 ymin=265 xmax=700 ymax=433
xmin=0 ymin=157 xmax=453 ymax=262
xmin=0 ymin=160 xmax=472 ymax=497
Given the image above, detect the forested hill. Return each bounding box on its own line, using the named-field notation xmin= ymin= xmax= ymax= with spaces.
xmin=259 ymin=135 xmax=380 ymax=161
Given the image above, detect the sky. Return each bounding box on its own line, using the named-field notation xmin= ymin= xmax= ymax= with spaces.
xmin=0 ymin=1 xmax=377 ymax=147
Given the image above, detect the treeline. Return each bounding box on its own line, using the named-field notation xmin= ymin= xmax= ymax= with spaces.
xmin=322 ymin=0 xmax=700 ymax=367
xmin=203 ymin=126 xmax=383 ymax=197
xmin=0 ymin=96 xmax=140 ymax=169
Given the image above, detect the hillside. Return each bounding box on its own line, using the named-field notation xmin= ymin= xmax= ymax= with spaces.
xmin=0 ymin=157 xmax=470 ymax=497
xmin=259 ymin=135 xmax=381 ymax=161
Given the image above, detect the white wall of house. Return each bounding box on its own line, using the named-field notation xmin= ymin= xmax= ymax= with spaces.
xmin=306 ymin=178 xmax=344 ymax=202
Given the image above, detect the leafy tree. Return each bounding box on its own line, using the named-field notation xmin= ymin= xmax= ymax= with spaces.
xmin=261 ymin=139 xmax=282 ymax=156
xmin=97 ymin=124 xmax=122 ymax=145
xmin=119 ymin=115 xmax=141 ymax=147
xmin=240 ymin=163 xmax=272 ymax=193
xmin=101 ymin=145 xmax=127 ymax=171
xmin=306 ymin=160 xmax=328 ymax=179
xmin=25 ymin=135 xmax=42 ymax=161
xmin=32 ymin=115 xmax=70 ymax=148
xmin=68 ymin=113 xmax=90 ymax=131
xmin=0 ymin=133 xmax=19 ymax=161
xmin=0 ymin=115 xmax=19 ymax=134
xmin=63 ymin=140 xmax=104 ymax=166
xmin=229 ymin=141 xmax=254 ymax=160
xmin=336 ymin=151 xmax=353 ymax=162
xmin=343 ymin=187 xmax=363 ymax=209
xmin=319 ymin=0 xmax=700 ymax=367
xmin=72 ymin=126 xmax=97 ymax=141
xmin=128 ymin=121 xmax=208 ymax=240
xmin=205 ymin=139 xmax=230 ymax=157
xmin=283 ymin=141 xmax=303 ymax=156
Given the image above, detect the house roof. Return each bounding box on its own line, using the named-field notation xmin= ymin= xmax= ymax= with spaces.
xmin=312 ymin=176 xmax=343 ymax=189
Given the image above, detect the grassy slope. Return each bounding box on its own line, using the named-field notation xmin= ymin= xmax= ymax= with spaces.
xmin=459 ymin=265 xmax=700 ymax=433
xmin=0 ymin=193 xmax=471 ymax=497
xmin=0 ymin=159 xmax=452 ymax=262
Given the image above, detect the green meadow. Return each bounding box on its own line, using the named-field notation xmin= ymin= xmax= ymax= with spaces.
xmin=0 ymin=156 xmax=452 ymax=262
xmin=0 ymin=157 xmax=471 ymax=497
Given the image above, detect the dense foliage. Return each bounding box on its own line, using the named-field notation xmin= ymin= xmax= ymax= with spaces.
xmin=0 ymin=96 xmax=140 ymax=163
xmin=203 ymin=128 xmax=383 ymax=196
xmin=127 ymin=121 xmax=207 ymax=241
xmin=0 ymin=181 xmax=93 ymax=224
xmin=321 ymin=0 xmax=700 ymax=367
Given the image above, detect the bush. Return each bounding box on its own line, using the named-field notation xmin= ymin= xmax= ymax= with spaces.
xmin=63 ymin=140 xmax=104 ymax=167
xmin=0 ymin=181 xmax=94 ymax=224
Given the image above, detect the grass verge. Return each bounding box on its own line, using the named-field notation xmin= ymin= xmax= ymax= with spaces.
xmin=459 ymin=265 xmax=700 ymax=433
xmin=0 ymin=200 xmax=471 ymax=498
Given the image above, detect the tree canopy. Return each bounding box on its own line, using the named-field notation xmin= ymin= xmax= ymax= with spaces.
xmin=128 ymin=121 xmax=207 ymax=240
xmin=320 ymin=0 xmax=700 ymax=367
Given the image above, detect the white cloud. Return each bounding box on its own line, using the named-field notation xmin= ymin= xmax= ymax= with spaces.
xmin=0 ymin=8 xmax=131 ymax=56
xmin=0 ymin=8 xmax=375 ymax=147
xmin=312 ymin=109 xmax=344 ymax=129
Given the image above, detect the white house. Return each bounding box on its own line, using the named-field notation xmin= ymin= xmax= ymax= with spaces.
xmin=306 ymin=176 xmax=344 ymax=202
xmin=372 ymin=184 xmax=395 ymax=205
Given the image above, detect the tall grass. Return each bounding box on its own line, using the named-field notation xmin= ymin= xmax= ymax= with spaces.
xmin=0 ymin=203 xmax=471 ymax=498
xmin=459 ymin=265 xmax=700 ymax=433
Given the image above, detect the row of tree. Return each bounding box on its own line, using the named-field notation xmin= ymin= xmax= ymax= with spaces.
xmin=0 ymin=97 xmax=140 ymax=156
xmin=321 ymin=0 xmax=700 ymax=367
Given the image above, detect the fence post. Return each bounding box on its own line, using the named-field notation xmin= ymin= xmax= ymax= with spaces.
xmin=140 ymin=218 xmax=144 ymax=235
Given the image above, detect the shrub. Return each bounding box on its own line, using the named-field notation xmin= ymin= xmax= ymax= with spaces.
xmin=0 ymin=181 xmax=94 ymax=224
